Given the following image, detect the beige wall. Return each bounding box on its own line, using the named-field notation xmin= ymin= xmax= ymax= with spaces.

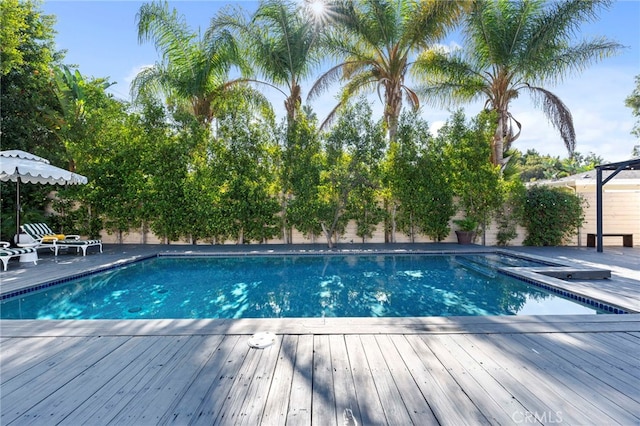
xmin=97 ymin=179 xmax=638 ymax=247
xmin=572 ymin=180 xmax=640 ymax=246
xmin=98 ymin=216 xmax=521 ymax=246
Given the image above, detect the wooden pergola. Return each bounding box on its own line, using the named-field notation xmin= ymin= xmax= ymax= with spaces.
xmin=595 ymin=158 xmax=640 ymax=252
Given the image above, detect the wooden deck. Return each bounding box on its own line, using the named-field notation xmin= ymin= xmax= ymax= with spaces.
xmin=1 ymin=244 xmax=640 ymax=425
xmin=1 ymin=315 xmax=639 ymax=425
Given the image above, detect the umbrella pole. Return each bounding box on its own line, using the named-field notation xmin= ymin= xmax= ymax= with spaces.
xmin=15 ymin=178 xmax=20 ymax=244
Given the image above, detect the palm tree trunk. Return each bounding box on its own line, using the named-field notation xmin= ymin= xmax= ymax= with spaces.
xmin=492 ymin=109 xmax=509 ymax=166
xmin=385 ymin=83 xmax=403 ymax=141
xmin=285 ymin=84 xmax=301 ymax=126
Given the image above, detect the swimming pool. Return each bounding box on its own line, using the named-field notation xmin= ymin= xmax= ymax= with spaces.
xmin=1 ymin=253 xmax=609 ymax=319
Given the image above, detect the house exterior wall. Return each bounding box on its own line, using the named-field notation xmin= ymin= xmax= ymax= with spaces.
xmin=572 ymin=180 xmax=640 ymax=246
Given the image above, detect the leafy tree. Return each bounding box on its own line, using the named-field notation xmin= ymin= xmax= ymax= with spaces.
xmin=1 ymin=0 xmax=30 ymax=75
xmin=520 ymin=185 xmax=585 ymax=246
xmin=385 ymin=111 xmax=454 ymax=242
xmin=61 ymin=80 xmax=144 ymax=240
xmin=514 ymin=149 xmax=604 ymax=182
xmin=494 ymin=179 xmax=526 ymax=246
xmin=184 ymin=108 xmax=281 ymax=244
xmin=136 ymin=97 xmax=190 ymax=243
xmin=0 ymin=0 xmax=63 ymax=240
xmin=442 ymin=110 xmax=502 ymax=238
xmin=281 ymin=109 xmax=324 ymax=242
xmin=309 ymin=0 xmax=466 ymax=140
xmin=414 ymin=0 xmax=622 ymax=166
xmin=132 ymin=1 xmax=250 ymax=128
xmin=625 ymin=74 xmax=640 ymax=140
xmin=317 ymin=99 xmax=385 ymax=247
xmin=208 ymin=0 xmax=324 ymax=126
xmin=515 ymin=149 xmax=564 ymax=181
xmin=219 ymin=115 xmax=281 ymax=243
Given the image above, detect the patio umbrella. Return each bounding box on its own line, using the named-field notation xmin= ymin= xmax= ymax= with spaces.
xmin=0 ymin=150 xmax=88 ymax=240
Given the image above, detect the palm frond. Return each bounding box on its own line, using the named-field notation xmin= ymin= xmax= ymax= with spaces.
xmin=522 ymin=0 xmax=621 ymax=78
xmin=319 ymin=101 xmax=344 ymax=132
xmin=130 ymin=64 xmax=168 ymax=104
xmin=527 ymin=85 xmax=576 ymax=155
xmin=529 ymin=39 xmax=623 ymax=84
xmin=412 ymin=49 xmax=486 ymax=108
xmin=403 ymin=0 xmax=467 ymax=48
xmin=402 ymin=86 xmax=420 ymax=111
xmin=308 ymin=63 xmax=349 ymax=101
xmin=136 ymin=1 xmax=194 ymax=64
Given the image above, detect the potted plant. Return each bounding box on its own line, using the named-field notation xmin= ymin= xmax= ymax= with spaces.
xmin=453 ymin=217 xmax=478 ymax=244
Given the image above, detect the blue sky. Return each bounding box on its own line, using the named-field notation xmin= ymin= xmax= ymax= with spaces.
xmin=43 ymin=0 xmax=640 ymax=162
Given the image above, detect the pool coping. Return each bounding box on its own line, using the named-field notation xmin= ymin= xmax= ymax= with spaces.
xmin=1 ymin=247 xmax=635 ymax=315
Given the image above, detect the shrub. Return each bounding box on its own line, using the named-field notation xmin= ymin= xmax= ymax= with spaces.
xmin=519 ymin=185 xmax=585 ymax=246
xmin=495 ymin=179 xmax=526 ymax=246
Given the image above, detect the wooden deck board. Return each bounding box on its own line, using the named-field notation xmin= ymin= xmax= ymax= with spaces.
xmin=423 ymin=334 xmax=536 ymax=424
xmin=238 ymin=336 xmax=282 ymax=425
xmin=581 ymin=333 xmax=640 ymax=379
xmin=396 ymin=334 xmax=490 ymax=425
xmin=285 ymin=335 xmax=313 ymax=426
xmin=1 ymin=336 xmax=129 ymax=425
xmin=482 ymin=333 xmax=626 ymax=424
xmin=327 ymin=334 xmax=362 ymax=426
xmin=343 ymin=334 xmax=388 ymax=425
xmin=453 ymin=335 xmax=558 ymax=422
xmin=211 ymin=339 xmax=264 ymax=424
xmin=479 ymin=331 xmax=631 ymax=424
xmin=375 ymin=334 xmax=439 ymax=424
xmin=18 ymin=336 xmax=148 ymax=425
xmin=57 ymin=336 xmax=173 ymax=425
xmin=190 ymin=335 xmax=248 ymax=425
xmin=0 ymin=336 xmax=76 ymax=382
xmin=526 ymin=332 xmax=640 ymax=400
xmin=359 ymin=334 xmax=414 ymax=424
xmin=260 ymin=334 xmax=297 ymax=425
xmin=311 ymin=335 xmax=336 ymax=426
xmin=516 ymin=333 xmax=640 ymax=423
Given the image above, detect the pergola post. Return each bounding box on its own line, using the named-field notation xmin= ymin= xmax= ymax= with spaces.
xmin=593 ymin=158 xmax=640 ymax=253
xmin=596 ymin=166 xmax=603 ymax=253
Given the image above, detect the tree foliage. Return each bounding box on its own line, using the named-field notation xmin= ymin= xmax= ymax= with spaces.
xmin=0 ymin=0 xmax=63 ymax=240
xmin=133 ymin=1 xmax=257 ymax=128
xmin=282 ymin=109 xmax=324 ymax=241
xmin=414 ymin=0 xmax=621 ymax=165
xmin=442 ymin=110 xmax=502 ymax=236
xmin=317 ymin=99 xmax=385 ymax=247
xmin=385 ymin=111 xmax=455 ymax=242
xmin=519 ymin=185 xmax=585 ymax=246
xmin=625 ymin=74 xmax=640 ymax=141
xmin=309 ymin=0 xmax=466 ymax=140
xmin=3 ymin=0 xmax=614 ymax=249
xmin=209 ymin=0 xmax=324 ymax=125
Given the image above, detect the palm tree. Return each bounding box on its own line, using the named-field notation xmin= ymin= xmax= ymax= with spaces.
xmin=413 ymin=0 xmax=622 ymax=166
xmin=207 ymin=0 xmax=325 ymax=126
xmin=131 ymin=1 xmax=246 ymax=128
xmin=308 ymin=0 xmax=467 ymax=140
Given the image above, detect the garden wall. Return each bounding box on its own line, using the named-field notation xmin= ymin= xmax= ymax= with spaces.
xmin=97 ymin=218 xmax=528 ymax=247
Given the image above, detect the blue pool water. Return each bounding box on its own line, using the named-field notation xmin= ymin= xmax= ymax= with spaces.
xmin=1 ymin=254 xmax=605 ymax=319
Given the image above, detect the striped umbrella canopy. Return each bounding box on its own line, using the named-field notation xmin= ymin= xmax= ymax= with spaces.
xmin=0 ymin=150 xmax=87 ymax=240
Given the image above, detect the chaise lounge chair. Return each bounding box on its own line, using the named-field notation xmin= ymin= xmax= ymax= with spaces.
xmin=0 ymin=241 xmax=37 ymax=271
xmin=20 ymin=223 xmax=102 ymax=256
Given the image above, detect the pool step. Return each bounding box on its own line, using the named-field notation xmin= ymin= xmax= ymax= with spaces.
xmin=452 ymin=257 xmax=497 ymax=279
xmin=518 ymin=267 xmax=611 ymax=280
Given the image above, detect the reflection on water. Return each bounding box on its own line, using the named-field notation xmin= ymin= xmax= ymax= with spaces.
xmin=1 ymin=254 xmax=604 ymax=319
